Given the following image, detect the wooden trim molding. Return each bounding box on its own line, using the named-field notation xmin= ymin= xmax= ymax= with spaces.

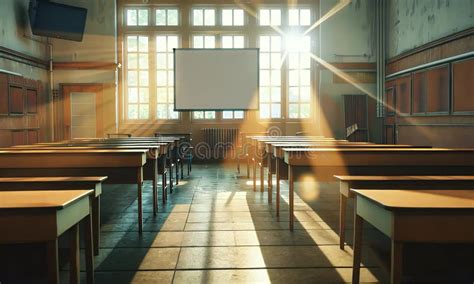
xmin=0 ymin=46 xmax=48 ymax=69
xmin=386 ymin=28 xmax=474 ymax=75
xmin=53 ymin=61 xmax=120 ymax=70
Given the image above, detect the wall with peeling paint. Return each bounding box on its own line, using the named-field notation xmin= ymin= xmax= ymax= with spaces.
xmin=319 ymin=0 xmax=378 ymax=140
xmin=387 ymin=0 xmax=474 ymax=58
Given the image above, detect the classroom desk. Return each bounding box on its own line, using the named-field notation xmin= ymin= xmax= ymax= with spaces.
xmin=0 ymin=176 xmax=107 ymax=256
xmin=335 ymin=175 xmax=474 ymax=249
xmin=0 ymin=190 xmax=95 ymax=284
xmin=283 ymin=148 xmax=474 ymax=230
xmin=0 ymin=149 xmax=148 ymax=233
xmin=248 ymin=137 xmax=342 ymax=192
xmin=351 ymin=189 xmax=474 ymax=284
xmin=236 ymin=132 xmax=268 ymax=175
xmin=14 ymin=142 xmax=172 ymax=208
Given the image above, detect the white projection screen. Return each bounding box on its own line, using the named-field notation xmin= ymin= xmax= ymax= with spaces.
xmin=174 ymin=48 xmax=259 ymax=110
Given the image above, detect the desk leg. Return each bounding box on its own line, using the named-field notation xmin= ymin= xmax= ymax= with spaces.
xmin=289 ymin=165 xmax=294 ymax=231
xmin=391 ymin=241 xmax=403 ymax=284
xmin=169 ymin=161 xmax=174 ymax=194
xmin=137 ymin=169 xmax=143 ymax=234
xmin=252 ymin=158 xmax=257 ymax=192
xmin=237 ymin=154 xmax=240 ymax=174
xmin=69 ymin=224 xmax=80 ymax=284
xmin=267 ymin=156 xmax=272 ymax=204
xmin=92 ymin=196 xmax=100 ymax=256
xmin=46 ymin=240 xmax=59 ymax=284
xmin=352 ymin=213 xmax=363 ymax=284
xmin=246 ymin=154 xmax=250 ymax=178
xmin=153 ymin=159 xmax=158 ymax=216
xmin=84 ymin=208 xmax=95 ymax=284
xmin=339 ymin=193 xmax=347 ymax=250
xmin=276 ymin=158 xmax=280 ymax=217
xmin=260 ymin=163 xmax=264 ymax=193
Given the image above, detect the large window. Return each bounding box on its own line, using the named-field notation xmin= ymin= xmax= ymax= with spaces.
xmin=259 ymin=35 xmax=282 ymax=119
xmin=126 ymin=35 xmax=149 ymax=119
xmin=122 ymin=5 xmax=315 ymax=122
xmin=287 ymin=36 xmax=311 ymax=118
xmin=156 ymin=35 xmax=179 ymax=119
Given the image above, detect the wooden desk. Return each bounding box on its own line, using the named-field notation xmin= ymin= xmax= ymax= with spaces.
xmin=268 ymin=144 xmax=424 ymax=217
xmin=335 ymin=175 xmax=474 ymax=249
xmin=351 ymin=189 xmax=474 ymax=284
xmin=0 ymin=149 xmax=147 ymax=233
xmin=0 ymin=190 xmax=95 ymax=284
xmin=283 ymin=148 xmax=474 ymax=230
xmin=0 ymin=176 xmax=107 ymax=255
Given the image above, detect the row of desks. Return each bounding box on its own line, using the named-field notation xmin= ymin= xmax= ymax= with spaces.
xmin=0 ymin=136 xmax=188 ymax=283
xmin=243 ymin=135 xmax=474 ymax=284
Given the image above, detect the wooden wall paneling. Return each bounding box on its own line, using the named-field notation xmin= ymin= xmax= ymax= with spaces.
xmin=11 ymin=130 xmax=26 ymax=146
xmin=396 ymin=75 xmax=411 ymax=115
xmin=427 ymin=64 xmax=449 ymax=113
xmin=8 ymin=85 xmax=24 ymax=115
xmin=26 ymin=88 xmax=38 ymax=114
xmin=452 ymin=57 xmax=474 ymax=113
xmin=0 ymin=73 xmax=8 ymax=115
xmin=412 ymin=70 xmax=427 ymax=114
xmin=27 ymin=129 xmax=39 ymax=144
xmin=384 ymin=87 xmax=395 ymax=116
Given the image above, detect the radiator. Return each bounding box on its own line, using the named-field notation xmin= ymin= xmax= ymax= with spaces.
xmin=202 ymin=128 xmax=239 ymax=158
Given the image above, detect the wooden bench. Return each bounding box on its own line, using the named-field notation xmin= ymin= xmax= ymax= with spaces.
xmin=283 ymin=148 xmax=474 ymax=230
xmin=0 ymin=149 xmax=148 ymax=233
xmin=335 ymin=175 xmax=474 ymax=249
xmin=0 ymin=190 xmax=95 ymax=284
xmin=0 ymin=176 xmax=107 ymax=256
xmin=351 ymin=189 xmax=474 ymax=284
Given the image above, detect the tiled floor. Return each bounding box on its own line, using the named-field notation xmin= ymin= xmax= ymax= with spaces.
xmin=70 ymin=163 xmax=383 ymax=283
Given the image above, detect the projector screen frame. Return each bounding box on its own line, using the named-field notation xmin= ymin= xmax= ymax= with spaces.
xmin=173 ymin=48 xmax=260 ymax=111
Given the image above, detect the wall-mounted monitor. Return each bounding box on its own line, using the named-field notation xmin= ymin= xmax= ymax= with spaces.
xmin=29 ymin=0 xmax=87 ymax=42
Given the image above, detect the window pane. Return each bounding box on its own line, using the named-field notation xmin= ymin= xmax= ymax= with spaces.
xmin=168 ymin=36 xmax=178 ymax=51
xmin=204 ymin=9 xmax=215 ymax=26
xmin=139 ymin=71 xmax=149 ymax=86
xmin=300 ymin=54 xmax=311 ymax=69
xmin=260 ymin=53 xmax=270 ymax=69
xmin=157 ymin=53 xmax=167 ymax=69
xmin=156 ymin=9 xmax=166 ymax=25
xmin=128 ymin=104 xmax=138 ymax=119
xmin=138 ymin=9 xmax=148 ymax=26
xmin=289 ymin=53 xmax=299 ymax=69
xmin=205 ymin=111 xmax=215 ymax=119
xmin=259 ymin=9 xmax=270 ymax=25
xmin=288 ymin=104 xmax=299 ymax=118
xmin=289 ymin=70 xmax=299 ymax=86
xmin=128 ymin=54 xmax=138 ymax=69
xmin=234 ymin=36 xmax=244 ymax=48
xmin=138 ymin=54 xmax=148 ymax=69
xmin=170 ymin=110 xmax=179 ymax=119
xmin=289 ymin=9 xmax=299 ymax=26
xmin=300 ymin=87 xmax=311 ymax=102
xmin=222 ymin=9 xmax=232 ymax=26
xmin=139 ymin=88 xmax=149 ymax=103
xmin=222 ymin=36 xmax=232 ymax=48
xmin=234 ymin=9 xmax=244 ymax=26
xmin=271 ymin=103 xmax=281 ymax=118
xmin=300 ymin=103 xmax=310 ymax=118
xmin=168 ymin=71 xmax=174 ymax=86
xmin=193 ymin=111 xmax=204 ymax=119
xmin=168 ymin=9 xmax=178 ymax=25
xmin=260 ymin=70 xmax=270 ymax=86
xmin=127 ymin=9 xmax=137 ymax=26
xmin=260 ymin=103 xmax=270 ymax=118
xmin=300 ymin=9 xmax=311 ymax=26
xmin=289 ymin=87 xmax=299 ymax=102
xmin=156 ymin=36 xmax=167 ymax=51
xmin=139 ymin=104 xmax=149 ymax=119
xmin=300 ymin=70 xmax=310 ymax=86
xmin=204 ymin=36 xmax=215 ymax=48
xmin=168 ymin=54 xmax=174 ymax=68
xmin=260 ymin=36 xmax=270 ymax=51
xmin=193 ymin=9 xmax=203 ymax=25
xmin=128 ymin=88 xmax=138 ymax=103
xmin=138 ymin=36 xmax=148 ymax=52
xmin=157 ymin=104 xmax=168 ymax=118
xmin=234 ymin=111 xmax=244 ymax=119
xmin=271 ymin=87 xmax=281 ymax=102
xmin=193 ymin=36 xmax=203 ymax=48
xmin=128 ymin=71 xmax=138 ymax=86
xmin=127 ymin=36 xmax=138 ymax=52
xmin=167 ymin=88 xmax=174 ymax=103
xmin=271 ymin=53 xmax=280 ymax=69
xmin=223 ymin=111 xmax=233 ymax=119
xmin=270 ymin=9 xmax=281 ymax=26
xmin=270 ymin=70 xmax=280 ymax=85
xmin=271 ymin=36 xmax=281 ymax=51
xmin=157 ymin=71 xmax=167 ymax=86
xmin=157 ymin=88 xmax=167 ymax=102
xmin=260 ymin=87 xmax=270 ymax=102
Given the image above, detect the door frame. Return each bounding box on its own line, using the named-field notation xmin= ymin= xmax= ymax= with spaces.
xmin=60 ymin=83 xmax=104 ymax=140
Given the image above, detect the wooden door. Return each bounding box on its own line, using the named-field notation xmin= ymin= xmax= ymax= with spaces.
xmin=61 ymin=84 xmax=104 ymax=140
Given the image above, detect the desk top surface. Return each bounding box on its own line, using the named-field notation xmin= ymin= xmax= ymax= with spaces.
xmin=0 ymin=149 xmax=148 ymax=154
xmin=335 ymin=175 xmax=474 ymax=181
xmin=283 ymin=147 xmax=474 ymax=153
xmin=0 ymin=190 xmax=93 ymax=209
xmin=0 ymin=176 xmax=108 ymax=183
xmin=351 ymin=189 xmax=474 ymax=210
